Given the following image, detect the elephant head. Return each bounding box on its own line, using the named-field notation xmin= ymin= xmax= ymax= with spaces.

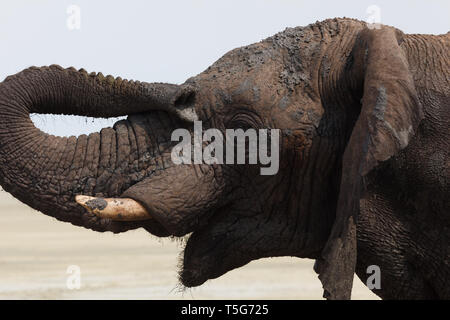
xmin=0 ymin=18 xmax=423 ymax=299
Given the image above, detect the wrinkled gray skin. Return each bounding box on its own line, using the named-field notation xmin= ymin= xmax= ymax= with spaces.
xmin=0 ymin=18 xmax=448 ymax=299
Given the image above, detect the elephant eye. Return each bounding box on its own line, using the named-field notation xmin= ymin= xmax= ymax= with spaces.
xmin=231 ymin=119 xmax=252 ymax=130
xmin=226 ymin=110 xmax=263 ymax=130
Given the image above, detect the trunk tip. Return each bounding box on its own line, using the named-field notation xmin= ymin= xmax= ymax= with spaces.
xmin=75 ymin=195 xmax=152 ymax=221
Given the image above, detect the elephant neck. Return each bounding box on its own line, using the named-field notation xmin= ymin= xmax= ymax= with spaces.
xmin=401 ymin=33 xmax=450 ymax=93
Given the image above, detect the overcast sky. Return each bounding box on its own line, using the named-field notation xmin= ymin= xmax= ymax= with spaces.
xmin=1 ymin=0 xmax=449 ymax=136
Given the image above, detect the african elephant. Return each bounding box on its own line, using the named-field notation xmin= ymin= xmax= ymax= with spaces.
xmin=0 ymin=18 xmax=448 ymax=300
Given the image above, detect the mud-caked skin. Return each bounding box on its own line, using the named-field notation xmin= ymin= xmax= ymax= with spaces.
xmin=0 ymin=18 xmax=448 ymax=299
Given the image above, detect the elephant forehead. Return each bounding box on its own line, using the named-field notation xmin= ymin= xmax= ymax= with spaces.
xmin=205 ymin=41 xmax=281 ymax=78
xmin=183 ymin=26 xmax=326 ymax=132
xmin=187 ymin=42 xmax=283 ymax=97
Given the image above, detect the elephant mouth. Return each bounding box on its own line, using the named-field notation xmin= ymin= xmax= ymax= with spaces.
xmin=178 ymin=206 xmax=257 ymax=288
xmin=76 ymin=187 xmax=234 ymax=287
xmin=180 ymin=221 xmax=226 ymax=287
xmin=75 ymin=160 xmax=236 ymax=287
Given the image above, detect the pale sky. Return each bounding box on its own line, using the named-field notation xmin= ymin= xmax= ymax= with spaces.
xmin=1 ymin=0 xmax=449 ymax=137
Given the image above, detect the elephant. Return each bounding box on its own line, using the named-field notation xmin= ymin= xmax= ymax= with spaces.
xmin=0 ymin=18 xmax=448 ymax=300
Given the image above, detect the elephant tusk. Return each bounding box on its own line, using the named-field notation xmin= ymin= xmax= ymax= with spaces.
xmin=75 ymin=195 xmax=152 ymax=221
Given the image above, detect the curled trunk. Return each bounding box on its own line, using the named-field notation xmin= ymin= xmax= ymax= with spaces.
xmin=0 ymin=65 xmax=188 ymax=233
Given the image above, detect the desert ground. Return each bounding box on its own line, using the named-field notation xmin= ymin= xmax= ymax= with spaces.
xmin=0 ymin=190 xmax=378 ymax=300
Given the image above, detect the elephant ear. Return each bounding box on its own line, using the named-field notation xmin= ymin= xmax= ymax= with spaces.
xmin=314 ymin=26 xmax=423 ymax=299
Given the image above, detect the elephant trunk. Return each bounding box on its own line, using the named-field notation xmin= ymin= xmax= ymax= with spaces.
xmin=0 ymin=65 xmax=191 ymax=233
